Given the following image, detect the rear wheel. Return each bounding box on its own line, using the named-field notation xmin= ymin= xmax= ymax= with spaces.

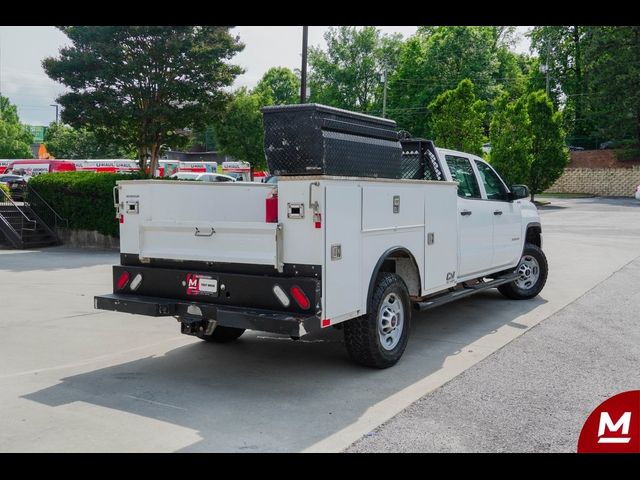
xmin=199 ymin=325 xmax=245 ymax=343
xmin=498 ymin=243 xmax=548 ymax=300
xmin=343 ymin=272 xmax=411 ymax=368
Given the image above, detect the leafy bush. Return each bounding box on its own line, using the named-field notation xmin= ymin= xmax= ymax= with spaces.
xmin=0 ymin=183 xmax=10 ymax=198
xmin=28 ymin=171 xmax=146 ymax=237
xmin=613 ymin=141 xmax=640 ymax=162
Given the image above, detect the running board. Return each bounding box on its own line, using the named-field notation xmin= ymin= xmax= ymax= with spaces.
xmin=414 ymin=272 xmax=519 ymax=311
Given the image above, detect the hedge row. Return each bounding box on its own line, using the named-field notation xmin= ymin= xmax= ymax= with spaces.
xmin=29 ymin=172 xmax=146 ymax=237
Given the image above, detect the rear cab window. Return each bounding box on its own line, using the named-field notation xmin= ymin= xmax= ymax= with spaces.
xmin=444 ymin=155 xmax=481 ymax=199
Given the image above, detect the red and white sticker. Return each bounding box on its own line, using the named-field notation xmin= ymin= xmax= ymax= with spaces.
xmin=185 ymin=274 xmax=218 ymax=296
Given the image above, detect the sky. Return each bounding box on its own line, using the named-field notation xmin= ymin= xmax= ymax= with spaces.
xmin=0 ymin=26 xmax=532 ymax=126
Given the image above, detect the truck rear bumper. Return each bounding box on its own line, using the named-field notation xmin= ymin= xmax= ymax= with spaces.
xmin=94 ymin=293 xmax=321 ymax=337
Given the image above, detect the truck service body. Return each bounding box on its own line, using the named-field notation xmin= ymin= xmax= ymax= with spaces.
xmin=96 ymin=105 xmax=546 ymax=368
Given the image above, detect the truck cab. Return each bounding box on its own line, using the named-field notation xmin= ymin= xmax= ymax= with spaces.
xmin=437 ymin=147 xmax=541 ymax=281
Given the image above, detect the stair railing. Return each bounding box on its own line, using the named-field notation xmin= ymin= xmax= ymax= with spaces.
xmin=0 ymin=186 xmax=37 ymax=233
xmin=25 ymin=185 xmax=69 ymax=231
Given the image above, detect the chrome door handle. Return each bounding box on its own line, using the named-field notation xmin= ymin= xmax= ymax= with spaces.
xmin=493 ymin=210 xmax=503 ymax=216
xmin=460 ymin=210 xmax=472 ymax=216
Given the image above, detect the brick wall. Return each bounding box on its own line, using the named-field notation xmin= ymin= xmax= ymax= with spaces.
xmin=545 ymin=166 xmax=640 ymax=197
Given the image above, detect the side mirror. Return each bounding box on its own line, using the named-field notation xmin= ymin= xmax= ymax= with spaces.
xmin=509 ymin=185 xmax=530 ymax=201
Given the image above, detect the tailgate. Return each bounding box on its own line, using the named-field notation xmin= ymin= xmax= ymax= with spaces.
xmin=139 ymin=220 xmax=281 ymax=267
xmin=117 ymin=180 xmax=282 ymax=270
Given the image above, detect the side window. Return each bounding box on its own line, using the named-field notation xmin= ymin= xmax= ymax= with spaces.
xmin=474 ymin=161 xmax=509 ymax=201
xmin=445 ymin=155 xmax=481 ymax=199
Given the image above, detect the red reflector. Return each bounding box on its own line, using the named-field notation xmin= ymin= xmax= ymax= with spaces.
xmin=116 ymin=271 xmax=130 ymax=290
xmin=314 ymin=212 xmax=321 ymax=229
xmin=265 ymin=192 xmax=278 ymax=223
xmin=321 ymin=319 xmax=331 ymax=328
xmin=119 ymin=214 xmax=124 ymax=224
xmin=290 ymin=285 xmax=310 ymax=310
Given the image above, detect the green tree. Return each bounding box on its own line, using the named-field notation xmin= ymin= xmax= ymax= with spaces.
xmin=428 ymin=79 xmax=486 ymax=155
xmin=44 ymin=122 xmax=134 ymax=159
xmin=42 ymin=26 xmax=244 ymax=174
xmin=488 ymin=94 xmax=532 ymax=185
xmin=213 ymin=89 xmax=266 ymax=171
xmin=529 ymin=26 xmax=594 ymax=139
xmin=0 ymin=96 xmax=34 ymax=158
xmin=527 ymin=91 xmax=569 ymax=200
xmin=254 ymin=67 xmax=300 ymax=105
xmin=585 ymin=26 xmax=640 ymax=148
xmin=308 ymin=26 xmax=403 ymax=114
xmin=388 ymin=26 xmax=499 ymax=137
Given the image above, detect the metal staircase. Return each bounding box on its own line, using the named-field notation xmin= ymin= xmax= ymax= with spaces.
xmin=0 ymin=186 xmax=66 ymax=249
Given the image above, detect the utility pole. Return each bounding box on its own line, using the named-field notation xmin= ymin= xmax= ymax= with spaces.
xmin=382 ymin=68 xmax=388 ymax=118
xmin=300 ymin=26 xmax=308 ymax=104
xmin=545 ymin=42 xmax=550 ymax=97
xmin=50 ymin=104 xmax=59 ymax=123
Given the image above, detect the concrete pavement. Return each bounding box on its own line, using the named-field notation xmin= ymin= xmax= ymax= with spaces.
xmin=0 ymin=197 xmax=639 ymax=452
xmin=347 ymin=253 xmax=640 ymax=452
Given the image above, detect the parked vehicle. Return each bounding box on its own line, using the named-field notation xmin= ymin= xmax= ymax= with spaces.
xmin=221 ymin=161 xmax=251 ymax=181
xmin=0 ymin=160 xmax=14 ymax=174
xmin=95 ymin=104 xmax=546 ymax=368
xmin=0 ymin=174 xmax=28 ymax=201
xmin=169 ymin=172 xmax=236 ymax=182
xmin=5 ymin=160 xmax=76 ymax=177
xmin=70 ymin=159 xmax=140 ymax=174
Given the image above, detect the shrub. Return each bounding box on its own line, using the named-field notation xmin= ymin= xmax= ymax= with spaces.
xmin=28 ymin=171 xmax=146 ymax=237
xmin=0 ymin=183 xmax=10 ymax=198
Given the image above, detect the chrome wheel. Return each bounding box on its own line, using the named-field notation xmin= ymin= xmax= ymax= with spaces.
xmin=515 ymin=255 xmax=540 ymax=290
xmin=378 ymin=292 xmax=404 ymax=351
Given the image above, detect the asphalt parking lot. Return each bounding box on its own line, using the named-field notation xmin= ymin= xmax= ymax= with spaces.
xmin=1 ymin=197 xmax=639 ymax=452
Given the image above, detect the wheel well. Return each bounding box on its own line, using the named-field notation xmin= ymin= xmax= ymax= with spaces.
xmin=526 ymin=225 xmax=542 ymax=248
xmin=369 ymin=248 xmax=421 ymax=305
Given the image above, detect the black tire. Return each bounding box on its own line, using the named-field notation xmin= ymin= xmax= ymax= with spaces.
xmin=343 ymin=272 xmax=411 ymax=368
xmin=199 ymin=325 xmax=245 ymax=343
xmin=498 ymin=243 xmax=548 ymax=300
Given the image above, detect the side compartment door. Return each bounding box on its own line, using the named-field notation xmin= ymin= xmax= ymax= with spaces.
xmin=474 ymin=159 xmax=522 ymax=268
xmin=444 ymin=154 xmax=494 ymax=278
xmin=324 ymin=184 xmax=363 ymax=321
xmin=424 ymin=184 xmax=458 ymax=294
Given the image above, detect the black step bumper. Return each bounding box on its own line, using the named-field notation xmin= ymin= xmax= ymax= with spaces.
xmin=94 ymin=293 xmax=321 ymax=337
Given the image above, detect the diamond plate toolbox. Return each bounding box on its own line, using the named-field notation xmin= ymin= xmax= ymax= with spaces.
xmin=262 ymin=103 xmax=402 ymax=178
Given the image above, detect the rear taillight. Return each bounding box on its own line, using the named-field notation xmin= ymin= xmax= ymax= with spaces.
xmin=290 ymin=285 xmax=310 ymax=310
xmin=265 ymin=189 xmax=278 ymax=223
xmin=116 ymin=271 xmax=130 ymax=290
xmin=272 ymin=284 xmax=290 ymax=307
xmin=130 ymin=273 xmax=143 ymax=291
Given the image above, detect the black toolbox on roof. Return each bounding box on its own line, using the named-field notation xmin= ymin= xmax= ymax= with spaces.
xmin=261 ymin=103 xmax=402 ymax=178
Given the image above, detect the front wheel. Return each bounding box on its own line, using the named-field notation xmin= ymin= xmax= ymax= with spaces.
xmin=498 ymin=243 xmax=548 ymax=300
xmin=343 ymin=272 xmax=411 ymax=368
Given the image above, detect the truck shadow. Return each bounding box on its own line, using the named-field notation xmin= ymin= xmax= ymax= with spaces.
xmin=23 ymin=291 xmax=547 ymax=452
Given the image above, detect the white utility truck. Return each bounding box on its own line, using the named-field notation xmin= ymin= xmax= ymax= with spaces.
xmin=95 ymin=104 xmax=547 ymax=368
